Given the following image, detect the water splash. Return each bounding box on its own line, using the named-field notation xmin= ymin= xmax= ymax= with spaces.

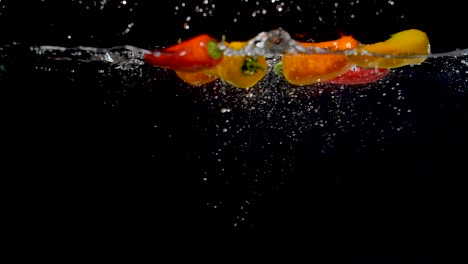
xmin=29 ymin=45 xmax=150 ymax=69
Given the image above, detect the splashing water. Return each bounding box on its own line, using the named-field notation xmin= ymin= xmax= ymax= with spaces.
xmin=29 ymin=45 xmax=149 ymax=70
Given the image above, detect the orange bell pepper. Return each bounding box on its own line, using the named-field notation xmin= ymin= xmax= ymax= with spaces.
xmin=175 ymin=70 xmax=219 ymax=86
xmin=281 ymin=35 xmax=359 ymax=85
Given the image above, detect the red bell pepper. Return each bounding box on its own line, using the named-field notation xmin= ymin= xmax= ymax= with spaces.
xmin=144 ymin=34 xmax=223 ymax=72
xmin=324 ymin=67 xmax=390 ymax=85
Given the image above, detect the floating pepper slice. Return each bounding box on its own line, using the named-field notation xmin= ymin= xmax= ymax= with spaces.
xmin=144 ymin=34 xmax=223 ymax=72
xmin=347 ymin=29 xmax=430 ymax=68
xmin=281 ymin=35 xmax=359 ymax=85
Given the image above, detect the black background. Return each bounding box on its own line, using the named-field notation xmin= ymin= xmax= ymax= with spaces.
xmin=1 ymin=0 xmax=467 ymax=263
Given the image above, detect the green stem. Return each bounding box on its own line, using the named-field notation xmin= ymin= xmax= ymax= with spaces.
xmin=241 ymin=56 xmax=265 ymax=75
xmin=273 ymin=61 xmax=283 ymax=76
xmin=207 ymin=40 xmax=223 ymax=60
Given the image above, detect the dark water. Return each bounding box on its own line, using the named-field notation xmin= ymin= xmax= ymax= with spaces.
xmin=1 ymin=0 xmax=467 ymax=263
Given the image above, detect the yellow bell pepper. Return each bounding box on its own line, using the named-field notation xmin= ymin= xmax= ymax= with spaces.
xmin=216 ymin=41 xmax=268 ymax=89
xmin=347 ymin=29 xmax=430 ymax=68
xmin=175 ymin=41 xmax=268 ymax=88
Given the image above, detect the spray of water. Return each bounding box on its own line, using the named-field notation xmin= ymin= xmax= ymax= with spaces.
xmin=2 ymin=28 xmax=465 ymax=228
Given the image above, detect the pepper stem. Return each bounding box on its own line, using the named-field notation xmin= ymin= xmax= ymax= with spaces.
xmin=207 ymin=40 xmax=223 ymax=60
xmin=241 ymin=56 xmax=265 ymax=76
xmin=273 ymin=61 xmax=283 ymax=76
